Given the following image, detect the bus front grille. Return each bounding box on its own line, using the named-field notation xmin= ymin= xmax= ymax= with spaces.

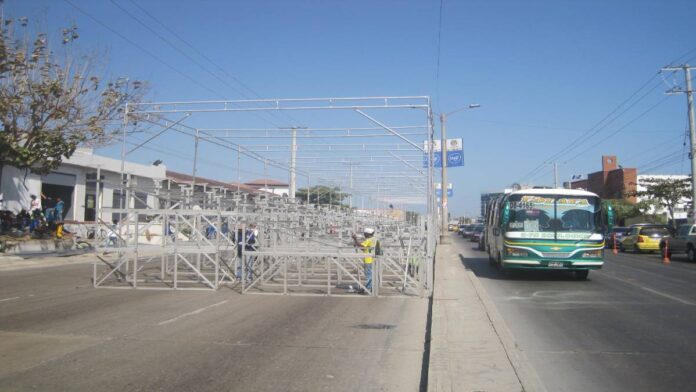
xmin=541 ymin=252 xmax=572 ymax=258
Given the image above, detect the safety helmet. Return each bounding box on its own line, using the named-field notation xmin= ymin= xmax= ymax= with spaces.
xmin=364 ymin=228 xmax=375 ymax=235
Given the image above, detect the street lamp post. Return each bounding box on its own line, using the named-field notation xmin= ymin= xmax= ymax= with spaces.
xmin=440 ymin=104 xmax=480 ymax=243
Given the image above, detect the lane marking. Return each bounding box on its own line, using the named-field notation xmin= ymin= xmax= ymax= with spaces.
xmin=640 ymin=286 xmax=695 ymax=306
xmin=599 ymin=272 xmax=695 ymax=306
xmin=157 ymin=300 xmax=229 ymax=326
xmin=0 ymin=296 xmax=21 ymax=302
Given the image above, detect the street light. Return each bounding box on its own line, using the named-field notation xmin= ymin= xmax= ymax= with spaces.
xmin=440 ymin=103 xmax=480 ymax=243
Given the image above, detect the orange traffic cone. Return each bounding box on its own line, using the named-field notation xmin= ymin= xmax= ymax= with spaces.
xmin=662 ymin=239 xmax=671 ymax=264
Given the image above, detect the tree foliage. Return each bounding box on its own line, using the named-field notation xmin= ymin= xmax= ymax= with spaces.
xmin=0 ymin=17 xmax=147 ymax=174
xmin=635 ymin=177 xmax=691 ymax=225
xmin=296 ymin=185 xmax=349 ymax=207
xmin=602 ymin=199 xmax=641 ymax=226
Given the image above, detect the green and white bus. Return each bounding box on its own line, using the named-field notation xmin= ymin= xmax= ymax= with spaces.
xmin=484 ymin=188 xmax=613 ymax=280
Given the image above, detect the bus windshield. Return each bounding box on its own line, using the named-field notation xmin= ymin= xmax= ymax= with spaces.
xmin=506 ymin=194 xmax=601 ymax=240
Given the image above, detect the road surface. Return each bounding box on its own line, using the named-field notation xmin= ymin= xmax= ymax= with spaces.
xmin=0 ymin=261 xmax=427 ymax=392
xmin=454 ymin=233 xmax=696 ymax=392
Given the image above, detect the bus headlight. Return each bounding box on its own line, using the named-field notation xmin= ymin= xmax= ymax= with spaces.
xmin=582 ymin=250 xmax=602 ymax=258
xmin=506 ymin=247 xmax=528 ymax=257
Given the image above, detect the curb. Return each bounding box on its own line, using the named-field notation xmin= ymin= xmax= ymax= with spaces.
xmin=465 ymin=269 xmax=547 ymax=392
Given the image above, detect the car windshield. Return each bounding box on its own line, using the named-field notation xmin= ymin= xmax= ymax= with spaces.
xmin=640 ymin=228 xmax=670 ymax=237
xmin=506 ymin=194 xmax=601 ymax=240
xmin=473 ymin=226 xmax=484 ymax=233
xmin=611 ymin=227 xmax=628 ymax=233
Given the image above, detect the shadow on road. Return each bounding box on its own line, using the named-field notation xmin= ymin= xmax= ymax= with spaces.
xmin=459 ymin=253 xmax=589 ymax=282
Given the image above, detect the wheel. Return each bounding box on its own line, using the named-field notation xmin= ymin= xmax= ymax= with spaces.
xmin=619 ymin=243 xmax=625 ymax=253
xmin=573 ymin=270 xmax=589 ymax=280
xmin=688 ymin=247 xmax=696 ymax=263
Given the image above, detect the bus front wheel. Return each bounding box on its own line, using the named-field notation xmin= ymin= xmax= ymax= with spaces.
xmin=573 ymin=270 xmax=589 ymax=280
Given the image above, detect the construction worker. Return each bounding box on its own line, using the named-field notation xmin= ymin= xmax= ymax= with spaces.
xmin=352 ymin=227 xmax=378 ymax=293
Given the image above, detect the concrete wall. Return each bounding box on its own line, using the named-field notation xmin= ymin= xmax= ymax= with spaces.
xmin=0 ymin=166 xmax=42 ymax=213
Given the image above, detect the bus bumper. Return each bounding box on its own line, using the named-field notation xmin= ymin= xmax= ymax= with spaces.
xmin=501 ymin=259 xmax=604 ymax=270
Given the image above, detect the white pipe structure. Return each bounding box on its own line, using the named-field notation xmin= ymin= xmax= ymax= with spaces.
xmin=97 ymin=96 xmax=436 ymax=297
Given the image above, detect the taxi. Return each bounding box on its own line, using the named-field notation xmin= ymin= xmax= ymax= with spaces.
xmin=620 ymin=224 xmax=672 ymax=253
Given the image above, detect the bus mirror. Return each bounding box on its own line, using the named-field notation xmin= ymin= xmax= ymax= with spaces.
xmin=502 ymin=201 xmax=510 ymax=227
xmin=606 ymin=204 xmax=614 ymax=231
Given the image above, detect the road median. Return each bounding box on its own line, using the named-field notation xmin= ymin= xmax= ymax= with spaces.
xmin=427 ymin=239 xmax=544 ymax=392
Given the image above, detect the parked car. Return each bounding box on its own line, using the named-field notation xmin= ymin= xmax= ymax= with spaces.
xmin=620 ymin=224 xmax=673 ymax=253
xmin=660 ymin=224 xmax=696 ymax=261
xmin=477 ymin=229 xmax=486 ymax=251
xmin=471 ymin=225 xmax=485 ymax=243
xmin=606 ymin=226 xmax=630 ymax=249
xmin=458 ymin=224 xmax=467 ymax=234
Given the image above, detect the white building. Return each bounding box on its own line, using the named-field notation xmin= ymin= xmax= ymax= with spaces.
xmin=0 ymin=148 xmax=166 ymax=223
xmin=244 ymin=179 xmax=289 ymax=197
xmin=636 ymin=174 xmax=691 ymax=221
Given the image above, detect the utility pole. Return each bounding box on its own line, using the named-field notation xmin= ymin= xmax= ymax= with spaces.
xmin=553 ymin=162 xmax=558 ymax=188
xmin=440 ymin=112 xmax=448 ymax=242
xmin=662 ymin=65 xmax=696 ymax=221
xmin=280 ymin=126 xmax=307 ymax=199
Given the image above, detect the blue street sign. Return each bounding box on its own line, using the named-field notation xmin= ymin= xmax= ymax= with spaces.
xmin=423 ymin=151 xmax=464 ymax=168
xmin=436 ymin=183 xmax=453 ymax=197
xmin=436 ymin=188 xmax=453 ymax=197
xmin=447 ymin=151 xmax=464 ymax=167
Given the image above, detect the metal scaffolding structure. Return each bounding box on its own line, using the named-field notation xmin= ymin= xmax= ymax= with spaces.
xmin=92 ymin=96 xmax=438 ymax=297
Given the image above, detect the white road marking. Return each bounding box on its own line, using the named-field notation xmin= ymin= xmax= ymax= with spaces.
xmin=157 ymin=300 xmax=229 ymax=326
xmin=0 ymin=296 xmax=21 ymax=302
xmin=640 ymin=286 xmax=695 ymax=306
xmin=600 ymin=272 xmax=695 ymax=306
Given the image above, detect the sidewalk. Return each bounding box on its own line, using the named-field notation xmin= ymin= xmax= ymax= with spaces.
xmin=0 ymin=252 xmax=98 ymax=272
xmin=428 ymin=240 xmax=545 ymax=392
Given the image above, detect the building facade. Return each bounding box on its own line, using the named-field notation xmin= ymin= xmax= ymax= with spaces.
xmin=571 ymin=156 xmax=637 ymax=202
xmin=0 ymin=149 xmax=166 ymax=222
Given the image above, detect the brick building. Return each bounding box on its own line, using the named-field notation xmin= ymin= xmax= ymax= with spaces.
xmin=571 ymin=156 xmax=637 ymax=202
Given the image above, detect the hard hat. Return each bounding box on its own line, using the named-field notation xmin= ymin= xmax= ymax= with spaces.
xmin=364 ymin=228 xmax=375 ymax=234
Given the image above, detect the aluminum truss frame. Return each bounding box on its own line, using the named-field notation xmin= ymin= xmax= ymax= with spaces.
xmin=93 ymin=96 xmax=438 ymax=297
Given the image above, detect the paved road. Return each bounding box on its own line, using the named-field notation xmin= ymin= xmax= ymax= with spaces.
xmin=452 ymin=233 xmax=696 ymax=392
xmin=0 ymin=261 xmax=427 ymax=391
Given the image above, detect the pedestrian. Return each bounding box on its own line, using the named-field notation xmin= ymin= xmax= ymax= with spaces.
xmin=352 ymin=227 xmax=379 ymax=294
xmin=54 ymin=197 xmax=65 ymax=223
xmin=237 ymin=224 xmax=259 ymax=282
xmin=29 ymin=194 xmax=41 ymax=214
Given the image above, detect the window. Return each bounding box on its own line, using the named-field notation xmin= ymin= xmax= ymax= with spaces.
xmin=506 ymin=194 xmax=601 ymax=238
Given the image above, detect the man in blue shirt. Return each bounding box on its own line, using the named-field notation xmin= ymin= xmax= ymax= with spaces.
xmin=54 ymin=197 xmax=65 ymax=222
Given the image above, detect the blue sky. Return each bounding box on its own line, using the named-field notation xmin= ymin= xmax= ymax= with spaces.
xmin=6 ymin=0 xmax=696 ymax=216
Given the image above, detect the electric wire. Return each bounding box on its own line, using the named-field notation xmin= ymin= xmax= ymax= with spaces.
xmin=63 ymin=0 xmax=227 ymax=99
xmin=518 ymin=73 xmax=664 ymax=182
xmin=119 ymin=0 xmax=304 ymax=128
xmin=562 ymin=95 xmax=672 ymax=164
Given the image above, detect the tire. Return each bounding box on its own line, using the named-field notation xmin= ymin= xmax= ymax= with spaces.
xmin=573 ymin=270 xmax=589 ymax=280
xmin=688 ymin=246 xmax=696 ymax=263
xmin=619 ymin=243 xmax=625 ymax=253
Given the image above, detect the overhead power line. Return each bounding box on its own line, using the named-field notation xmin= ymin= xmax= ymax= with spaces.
xmin=518 ymin=73 xmax=664 ymax=183
xmin=63 ymin=0 xmax=226 ymax=99
xmin=123 ymin=0 xmax=304 ymax=128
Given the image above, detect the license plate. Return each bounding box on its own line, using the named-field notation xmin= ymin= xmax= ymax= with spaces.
xmin=548 ymin=261 xmax=564 ymax=268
